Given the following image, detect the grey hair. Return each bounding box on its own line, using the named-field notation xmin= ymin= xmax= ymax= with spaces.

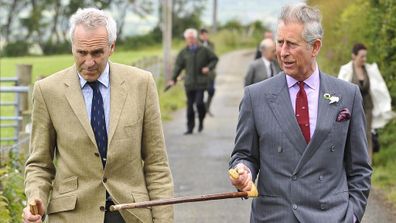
xmin=69 ymin=8 xmax=117 ymax=45
xmin=183 ymin=28 xmax=198 ymax=39
xmin=278 ymin=3 xmax=323 ymax=44
xmin=259 ymin=38 xmax=274 ymax=51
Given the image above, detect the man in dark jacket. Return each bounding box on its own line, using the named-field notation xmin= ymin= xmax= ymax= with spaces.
xmin=199 ymin=28 xmax=217 ymax=116
xmin=168 ymin=28 xmax=218 ymax=134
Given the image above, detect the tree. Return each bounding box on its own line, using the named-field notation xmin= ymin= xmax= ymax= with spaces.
xmin=110 ymin=0 xmax=153 ymax=39
xmin=152 ymin=0 xmax=206 ymax=41
xmin=1 ymin=0 xmax=28 ymax=42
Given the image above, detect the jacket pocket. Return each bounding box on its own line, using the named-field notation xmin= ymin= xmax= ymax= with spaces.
xmin=59 ymin=176 xmax=78 ymax=194
xmin=47 ymin=194 xmax=77 ymax=214
xmin=127 ymin=191 xmax=153 ymax=223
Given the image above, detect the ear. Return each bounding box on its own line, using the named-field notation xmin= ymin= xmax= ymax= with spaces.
xmin=351 ymin=53 xmax=356 ymax=60
xmin=110 ymin=43 xmax=115 ymax=55
xmin=311 ymin=39 xmax=321 ymax=57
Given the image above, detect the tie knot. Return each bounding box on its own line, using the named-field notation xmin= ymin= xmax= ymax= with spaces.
xmin=88 ymin=81 xmax=100 ymax=90
xmin=297 ymin=81 xmax=305 ymax=89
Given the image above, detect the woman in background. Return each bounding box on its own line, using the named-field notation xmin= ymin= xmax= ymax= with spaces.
xmin=338 ymin=43 xmax=394 ymax=162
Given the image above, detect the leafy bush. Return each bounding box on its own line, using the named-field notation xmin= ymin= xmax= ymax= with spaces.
xmin=0 ymin=190 xmax=12 ymax=223
xmin=0 ymin=151 xmax=26 ymax=223
xmin=41 ymin=41 xmax=71 ymax=55
xmin=2 ymin=41 xmax=30 ymax=57
xmin=118 ymin=33 xmax=158 ymax=50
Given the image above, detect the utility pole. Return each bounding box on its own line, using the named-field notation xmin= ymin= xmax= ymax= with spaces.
xmin=162 ymin=0 xmax=172 ymax=80
xmin=212 ymin=0 xmax=218 ymax=33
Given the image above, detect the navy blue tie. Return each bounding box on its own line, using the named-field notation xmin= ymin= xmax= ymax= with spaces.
xmin=88 ymin=81 xmax=107 ymax=167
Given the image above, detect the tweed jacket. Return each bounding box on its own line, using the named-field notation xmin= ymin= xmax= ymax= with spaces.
xmin=25 ymin=62 xmax=174 ymax=223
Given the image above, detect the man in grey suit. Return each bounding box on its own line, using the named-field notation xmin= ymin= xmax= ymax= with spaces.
xmin=245 ymin=38 xmax=280 ymax=86
xmin=230 ymin=3 xmax=371 ymax=223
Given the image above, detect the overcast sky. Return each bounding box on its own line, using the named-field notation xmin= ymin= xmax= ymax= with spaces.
xmin=123 ymin=0 xmax=305 ymax=36
xmin=202 ymin=0 xmax=305 ymax=31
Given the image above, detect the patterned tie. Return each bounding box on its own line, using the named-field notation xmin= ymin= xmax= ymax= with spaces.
xmin=296 ymin=81 xmax=310 ymax=143
xmin=88 ymin=81 xmax=108 ymax=166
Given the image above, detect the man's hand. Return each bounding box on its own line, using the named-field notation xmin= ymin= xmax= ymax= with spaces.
xmin=167 ymin=80 xmax=175 ymax=86
xmin=22 ymin=199 xmax=45 ymax=223
xmin=202 ymin=67 xmax=210 ymax=74
xmin=229 ymin=163 xmax=253 ymax=192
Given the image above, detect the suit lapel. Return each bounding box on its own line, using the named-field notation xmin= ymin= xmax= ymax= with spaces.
xmin=107 ymin=63 xmax=128 ymax=144
xmin=266 ymin=74 xmax=307 ymax=155
xmin=64 ymin=66 xmax=97 ymax=146
xmin=293 ymin=73 xmax=341 ymax=175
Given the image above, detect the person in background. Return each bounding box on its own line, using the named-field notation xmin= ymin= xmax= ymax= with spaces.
xmin=230 ymin=3 xmax=371 ymax=223
xmin=199 ymin=28 xmax=217 ymax=116
xmin=168 ymin=28 xmax=218 ymax=135
xmin=23 ymin=8 xmax=173 ymax=223
xmin=244 ymin=38 xmax=280 ymax=86
xmin=338 ymin=43 xmax=395 ymax=162
xmin=254 ymin=31 xmax=274 ymax=59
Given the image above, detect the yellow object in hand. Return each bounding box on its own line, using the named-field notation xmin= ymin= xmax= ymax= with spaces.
xmin=228 ymin=168 xmax=239 ymax=180
xmin=228 ymin=168 xmax=258 ymax=197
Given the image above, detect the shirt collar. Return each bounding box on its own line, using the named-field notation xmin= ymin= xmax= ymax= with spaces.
xmin=286 ymin=62 xmax=319 ymax=90
xmin=261 ymin=57 xmax=271 ymax=67
xmin=78 ymin=62 xmax=110 ymax=89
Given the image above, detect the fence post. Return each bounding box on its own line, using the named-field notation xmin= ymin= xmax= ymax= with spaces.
xmin=16 ymin=64 xmax=32 ymax=113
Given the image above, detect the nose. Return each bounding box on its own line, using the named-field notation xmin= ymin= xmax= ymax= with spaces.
xmin=84 ymin=55 xmax=95 ymax=67
xmin=279 ymin=44 xmax=289 ymax=58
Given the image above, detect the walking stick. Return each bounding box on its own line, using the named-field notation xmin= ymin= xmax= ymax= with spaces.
xmin=110 ymin=168 xmax=257 ymax=211
xmin=163 ymin=84 xmax=173 ymax=92
xmin=29 ymin=201 xmax=39 ymax=215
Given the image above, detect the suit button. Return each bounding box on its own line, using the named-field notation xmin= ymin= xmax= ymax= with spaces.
xmin=320 ymin=203 xmax=327 ymax=210
xmin=277 ymin=146 xmax=283 ymax=153
xmin=330 ymin=145 xmax=335 ymax=152
xmin=292 ymin=204 xmax=298 ymax=210
xmin=103 ymin=177 xmax=107 ymax=183
xmin=319 ymin=175 xmax=324 ymax=181
xmin=100 ymin=206 xmax=105 ymax=212
xmin=94 ymin=152 xmax=100 ymax=157
xmin=292 ymin=175 xmax=297 ymax=181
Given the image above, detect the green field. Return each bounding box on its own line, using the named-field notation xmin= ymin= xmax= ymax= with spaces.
xmin=0 ymin=46 xmax=187 ymax=146
xmin=0 ymin=47 xmax=161 ymax=79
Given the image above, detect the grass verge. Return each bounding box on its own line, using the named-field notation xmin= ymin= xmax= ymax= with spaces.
xmin=372 ymin=119 xmax=396 ymax=206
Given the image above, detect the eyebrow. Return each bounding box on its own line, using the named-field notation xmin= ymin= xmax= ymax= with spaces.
xmin=76 ymin=48 xmax=104 ymax=54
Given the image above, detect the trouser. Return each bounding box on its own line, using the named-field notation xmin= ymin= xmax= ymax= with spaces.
xmin=186 ymin=89 xmax=206 ymax=131
xmin=207 ymin=79 xmax=215 ymax=97
xmin=206 ymin=79 xmax=215 ymax=111
xmin=104 ymin=200 xmax=125 ymax=223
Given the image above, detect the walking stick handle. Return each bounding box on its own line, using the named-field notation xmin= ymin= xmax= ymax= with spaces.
xmin=228 ymin=168 xmax=258 ymax=197
xmin=29 ymin=201 xmax=39 ymax=215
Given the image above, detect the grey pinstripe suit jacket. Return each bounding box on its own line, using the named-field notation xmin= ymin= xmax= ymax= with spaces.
xmin=230 ymin=72 xmax=372 ymax=223
xmin=244 ymin=59 xmax=280 ymax=87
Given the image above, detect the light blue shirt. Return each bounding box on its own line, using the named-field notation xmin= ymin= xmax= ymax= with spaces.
xmin=78 ymin=63 xmax=110 ymax=133
xmin=286 ymin=63 xmax=320 ymax=138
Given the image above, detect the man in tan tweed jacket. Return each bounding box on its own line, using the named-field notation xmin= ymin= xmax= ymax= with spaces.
xmin=23 ymin=8 xmax=173 ymax=223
